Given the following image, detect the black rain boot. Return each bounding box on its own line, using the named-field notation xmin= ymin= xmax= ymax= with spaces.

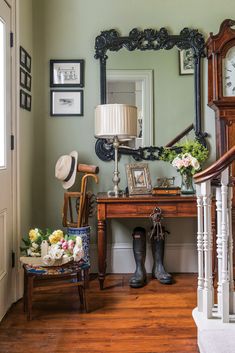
xmin=151 ymin=237 xmax=172 ymax=284
xmin=129 ymin=227 xmax=147 ymax=288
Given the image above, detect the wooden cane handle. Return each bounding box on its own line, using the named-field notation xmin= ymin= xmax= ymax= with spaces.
xmin=77 ymin=163 xmax=99 ymax=174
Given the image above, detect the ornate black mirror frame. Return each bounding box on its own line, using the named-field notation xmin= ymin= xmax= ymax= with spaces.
xmin=94 ymin=26 xmax=207 ymax=161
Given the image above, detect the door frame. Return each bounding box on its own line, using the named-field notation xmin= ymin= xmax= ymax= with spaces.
xmin=4 ymin=0 xmax=20 ymax=302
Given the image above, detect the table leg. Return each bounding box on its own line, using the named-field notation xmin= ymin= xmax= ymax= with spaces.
xmin=98 ymin=219 xmax=106 ymax=290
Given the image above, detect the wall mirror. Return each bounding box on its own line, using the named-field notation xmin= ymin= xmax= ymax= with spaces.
xmin=94 ymin=26 xmax=207 ymax=161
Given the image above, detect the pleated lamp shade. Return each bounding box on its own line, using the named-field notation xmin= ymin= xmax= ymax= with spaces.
xmin=95 ymin=104 xmax=138 ymax=140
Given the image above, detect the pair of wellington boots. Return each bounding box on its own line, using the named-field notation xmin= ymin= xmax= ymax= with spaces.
xmin=129 ymin=226 xmax=172 ymax=288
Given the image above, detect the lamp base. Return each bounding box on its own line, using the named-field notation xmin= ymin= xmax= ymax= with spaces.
xmin=107 ymin=189 xmax=125 ymax=197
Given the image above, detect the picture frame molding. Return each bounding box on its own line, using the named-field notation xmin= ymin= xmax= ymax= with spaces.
xmin=50 ymin=59 xmax=85 ymax=87
xmin=50 ymin=89 xmax=84 ymax=117
xmin=126 ymin=163 xmax=152 ymax=195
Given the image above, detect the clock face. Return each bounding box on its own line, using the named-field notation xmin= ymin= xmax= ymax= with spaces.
xmin=223 ymin=46 xmax=235 ymax=97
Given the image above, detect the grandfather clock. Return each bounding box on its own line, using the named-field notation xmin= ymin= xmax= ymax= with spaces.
xmin=207 ymin=19 xmax=235 ymax=270
xmin=207 ymin=19 xmax=235 ymax=209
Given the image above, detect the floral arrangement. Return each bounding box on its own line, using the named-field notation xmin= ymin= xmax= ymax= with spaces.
xmin=160 ymin=139 xmax=209 ymax=176
xmin=21 ymin=228 xmax=84 ymax=265
xmin=21 ymin=228 xmax=51 ymax=257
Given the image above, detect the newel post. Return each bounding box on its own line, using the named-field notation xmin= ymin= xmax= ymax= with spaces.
xmin=199 ymin=180 xmax=213 ymax=318
xmin=196 ymin=184 xmax=204 ymax=312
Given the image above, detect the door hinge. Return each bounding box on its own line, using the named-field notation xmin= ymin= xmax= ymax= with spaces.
xmin=12 ymin=252 xmax=15 ymax=268
xmin=10 ymin=32 xmax=13 ymax=48
xmin=11 ymin=135 xmax=14 ymax=150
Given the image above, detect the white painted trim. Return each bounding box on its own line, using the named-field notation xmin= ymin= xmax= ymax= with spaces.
xmin=89 ymin=242 xmax=197 ymax=273
xmin=10 ymin=0 xmax=21 ymax=302
xmin=107 ymin=69 xmax=153 ymax=146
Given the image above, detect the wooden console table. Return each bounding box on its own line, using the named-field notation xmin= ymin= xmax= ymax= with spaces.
xmin=97 ymin=193 xmax=215 ymax=290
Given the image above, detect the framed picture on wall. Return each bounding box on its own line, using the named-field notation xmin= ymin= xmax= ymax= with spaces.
xmin=20 ymin=46 xmax=31 ymax=73
xmin=25 ymin=52 xmax=32 ymax=73
xmin=50 ymin=90 xmax=84 ymax=116
xmin=50 ymin=59 xmax=85 ymax=87
xmin=125 ymin=163 xmax=152 ymax=195
xmin=20 ymin=46 xmax=27 ymax=67
xmin=20 ymin=89 xmax=32 ymax=111
xmin=20 ymin=67 xmax=27 ymax=88
xmin=179 ymin=48 xmax=194 ymax=75
xmin=25 ymin=93 xmax=32 ymax=111
xmin=20 ymin=68 xmax=32 ymax=91
xmin=20 ymin=89 xmax=26 ymax=109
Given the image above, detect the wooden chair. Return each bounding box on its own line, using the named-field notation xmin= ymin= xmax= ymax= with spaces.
xmin=62 ymin=164 xmax=99 ymax=228
xmin=23 ymin=261 xmax=89 ymax=320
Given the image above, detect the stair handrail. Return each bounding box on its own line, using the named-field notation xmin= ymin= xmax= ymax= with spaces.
xmin=194 ymin=145 xmax=235 ymax=184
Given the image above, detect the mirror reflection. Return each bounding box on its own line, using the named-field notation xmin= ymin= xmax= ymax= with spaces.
xmin=107 ymin=69 xmax=153 ymax=148
xmin=106 ymin=49 xmax=194 ymax=147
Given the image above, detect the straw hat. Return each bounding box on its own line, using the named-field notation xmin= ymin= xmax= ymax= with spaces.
xmin=55 ymin=151 xmax=78 ymax=189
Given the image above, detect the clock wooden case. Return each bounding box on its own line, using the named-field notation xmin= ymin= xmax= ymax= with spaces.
xmin=207 ymin=19 xmax=235 ymax=207
xmin=207 ymin=19 xmax=235 ymax=158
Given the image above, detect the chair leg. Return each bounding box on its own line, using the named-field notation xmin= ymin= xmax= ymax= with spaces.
xmin=27 ymin=276 xmax=34 ymax=321
xmin=23 ymin=270 xmax=28 ymax=313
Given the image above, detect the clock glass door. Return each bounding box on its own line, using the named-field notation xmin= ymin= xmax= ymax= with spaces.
xmin=223 ymin=46 xmax=235 ymax=96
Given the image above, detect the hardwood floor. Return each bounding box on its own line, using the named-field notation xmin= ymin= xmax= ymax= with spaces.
xmin=0 ymin=274 xmax=199 ymax=353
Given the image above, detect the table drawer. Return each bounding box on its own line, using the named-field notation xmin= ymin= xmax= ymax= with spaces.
xmin=106 ymin=203 xmax=177 ymax=218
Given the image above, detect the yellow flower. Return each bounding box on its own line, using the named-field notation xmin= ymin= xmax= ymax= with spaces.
xmin=49 ymin=230 xmax=64 ymax=244
xmin=29 ymin=228 xmax=39 ymax=242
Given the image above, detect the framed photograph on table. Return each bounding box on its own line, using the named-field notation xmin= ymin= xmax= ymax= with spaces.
xmin=125 ymin=163 xmax=152 ymax=195
xmin=179 ymin=48 xmax=194 ymax=75
xmin=50 ymin=59 xmax=84 ymax=87
xmin=50 ymin=90 xmax=84 ymax=116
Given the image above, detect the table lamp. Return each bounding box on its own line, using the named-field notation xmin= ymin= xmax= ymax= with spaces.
xmin=95 ymin=104 xmax=137 ymax=197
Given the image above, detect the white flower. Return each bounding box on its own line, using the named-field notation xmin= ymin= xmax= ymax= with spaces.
xmin=191 ymin=157 xmax=200 ymax=170
xmin=73 ymin=236 xmax=84 ymax=262
xmin=43 ymin=255 xmax=55 ymax=266
xmin=48 ymin=244 xmax=64 ymax=260
xmin=172 ymin=157 xmax=183 ymax=169
xmin=31 ymin=242 xmax=39 ymax=250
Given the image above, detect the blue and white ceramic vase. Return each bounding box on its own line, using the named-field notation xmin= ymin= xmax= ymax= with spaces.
xmin=67 ymin=226 xmax=90 ymax=266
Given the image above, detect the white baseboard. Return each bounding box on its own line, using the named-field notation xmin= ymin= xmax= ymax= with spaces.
xmin=89 ymin=242 xmax=197 ymax=273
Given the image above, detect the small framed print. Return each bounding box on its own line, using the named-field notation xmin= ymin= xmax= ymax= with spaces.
xmin=20 ymin=46 xmax=27 ymax=67
xmin=50 ymin=59 xmax=84 ymax=87
xmin=20 ymin=68 xmax=31 ymax=91
xmin=125 ymin=163 xmax=152 ymax=195
xmin=20 ymin=89 xmax=26 ymax=109
xmin=20 ymin=89 xmax=31 ymax=111
xmin=50 ymin=90 xmax=84 ymax=116
xmin=25 ymin=52 xmax=31 ymax=73
xmin=25 ymin=72 xmax=32 ymax=91
xmin=25 ymin=93 xmax=32 ymax=111
xmin=179 ymin=48 xmax=194 ymax=75
xmin=20 ymin=67 xmax=27 ymax=88
xmin=20 ymin=46 xmax=31 ymax=73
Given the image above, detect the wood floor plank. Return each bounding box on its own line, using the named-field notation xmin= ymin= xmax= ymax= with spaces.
xmin=0 ymin=274 xmax=199 ymax=353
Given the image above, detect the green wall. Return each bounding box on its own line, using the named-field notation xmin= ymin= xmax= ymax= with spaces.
xmin=21 ymin=0 xmax=233 ymax=250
